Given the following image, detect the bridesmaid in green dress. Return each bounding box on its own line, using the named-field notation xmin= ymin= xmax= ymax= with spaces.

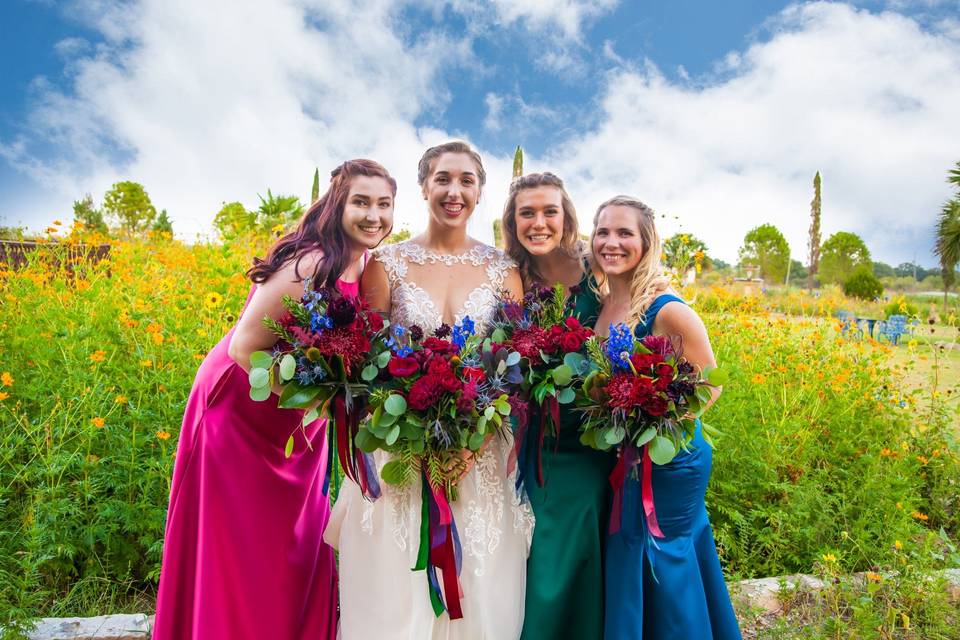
xmin=502 ymin=172 xmax=616 ymax=640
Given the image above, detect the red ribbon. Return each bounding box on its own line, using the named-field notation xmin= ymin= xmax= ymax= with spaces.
xmin=428 ymin=483 xmax=463 ymax=619
xmin=641 ymin=446 xmax=664 ymax=539
xmin=608 ymin=444 xmax=664 ymax=539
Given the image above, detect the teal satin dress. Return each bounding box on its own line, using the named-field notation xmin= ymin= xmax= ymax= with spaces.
xmin=521 ymin=271 xmax=616 ymax=640
xmin=604 ymin=294 xmax=741 ymax=639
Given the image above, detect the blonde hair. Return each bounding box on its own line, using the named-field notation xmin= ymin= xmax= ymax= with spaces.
xmin=502 ymin=172 xmax=583 ymax=289
xmin=591 ymin=196 xmax=672 ymax=328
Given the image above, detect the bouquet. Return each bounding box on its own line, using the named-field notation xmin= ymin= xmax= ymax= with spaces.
xmin=246 ymin=281 xmax=389 ymax=499
xmin=578 ymin=324 xmax=725 ymax=537
xmin=490 ymin=283 xmax=594 ymax=485
xmin=355 ymin=317 xmax=524 ymax=620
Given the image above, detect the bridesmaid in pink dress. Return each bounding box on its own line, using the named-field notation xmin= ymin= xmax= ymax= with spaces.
xmin=153 ymin=159 xmax=397 ymax=640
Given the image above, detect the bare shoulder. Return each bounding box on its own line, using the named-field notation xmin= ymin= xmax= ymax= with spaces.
xmin=654 ymin=296 xmax=706 ymax=336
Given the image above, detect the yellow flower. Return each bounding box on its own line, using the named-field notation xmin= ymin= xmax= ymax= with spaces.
xmin=821 ymin=553 xmax=837 ymax=562
xmin=151 ymin=332 xmax=165 ymax=345
xmin=272 ymin=223 xmax=285 ymax=235
xmin=911 ymin=511 xmax=928 ymax=521
xmin=894 ymin=540 xmax=903 ymax=550
xmin=140 ymin=359 xmax=153 ymax=368
xmin=115 ymin=395 xmax=127 ymax=404
xmin=53 ymin=219 xmax=62 ymax=225
xmin=92 ymin=416 xmax=105 ymax=428
xmin=204 ymin=292 xmax=224 ymax=308
xmin=0 ymin=372 xmax=12 ymax=387
xmin=0 ymin=391 xmax=9 ymax=401
xmin=751 ymin=374 xmax=766 ymax=384
xmin=156 ymin=430 xmax=171 ymax=441
xmin=865 ymin=571 xmax=882 ymax=582
xmin=90 ymin=350 xmax=106 ymax=363
xmin=146 ymin=322 xmax=162 ymax=334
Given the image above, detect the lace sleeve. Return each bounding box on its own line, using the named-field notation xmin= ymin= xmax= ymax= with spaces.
xmin=485 ymin=248 xmax=518 ymax=291
xmin=373 ymin=243 xmax=408 ymax=289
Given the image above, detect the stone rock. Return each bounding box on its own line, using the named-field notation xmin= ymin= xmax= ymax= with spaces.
xmin=729 ymin=573 xmax=825 ymax=614
xmin=26 ymin=614 xmax=153 ymax=640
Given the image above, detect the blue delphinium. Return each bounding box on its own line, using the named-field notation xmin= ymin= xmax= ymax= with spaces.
xmin=451 ymin=316 xmax=475 ymax=349
xmin=310 ymin=313 xmax=334 ymax=333
xmin=606 ymin=323 xmax=635 ymax=371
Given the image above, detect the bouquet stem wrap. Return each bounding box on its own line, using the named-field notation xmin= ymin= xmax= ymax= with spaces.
xmin=608 ymin=444 xmax=664 ymax=539
xmin=608 ymin=443 xmax=664 ymax=581
xmin=536 ymin=395 xmax=561 ymax=487
xmin=413 ymin=472 xmax=464 ymax=619
xmin=328 ymin=391 xmax=381 ymax=501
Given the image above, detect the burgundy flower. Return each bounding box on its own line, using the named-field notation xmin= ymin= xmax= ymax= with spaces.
xmin=642 ymin=335 xmax=674 ymax=357
xmin=559 ymin=331 xmax=586 ymax=353
xmin=434 ymin=323 xmax=451 ymax=338
xmin=327 ymin=296 xmax=357 ymax=327
xmin=408 ymin=377 xmax=443 ymax=410
xmin=387 ymin=355 xmax=420 ymax=377
xmin=409 ymin=324 xmax=424 ymax=342
xmin=422 ymin=337 xmax=458 ymax=356
xmin=366 ymin=312 xmax=384 ymax=333
xmin=456 ymin=378 xmax=479 ymax=413
xmin=641 ymin=395 xmax=669 ymax=417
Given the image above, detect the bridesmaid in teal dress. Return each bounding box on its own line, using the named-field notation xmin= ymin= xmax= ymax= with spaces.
xmin=502 ymin=172 xmax=616 ymax=640
xmin=589 ymin=196 xmax=741 ymax=639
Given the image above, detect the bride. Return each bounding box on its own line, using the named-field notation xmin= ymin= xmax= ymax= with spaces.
xmin=324 ymin=141 xmax=534 ymax=639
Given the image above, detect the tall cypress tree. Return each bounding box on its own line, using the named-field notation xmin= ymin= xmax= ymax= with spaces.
xmin=807 ymin=171 xmax=822 ymax=289
xmin=311 ymin=168 xmax=320 ymax=203
xmin=512 ymin=145 xmax=523 ymax=178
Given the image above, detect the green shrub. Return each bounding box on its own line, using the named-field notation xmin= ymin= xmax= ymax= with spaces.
xmin=843 ymin=269 xmax=884 ymax=300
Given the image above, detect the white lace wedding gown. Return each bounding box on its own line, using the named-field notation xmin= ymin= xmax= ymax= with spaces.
xmin=324 ymin=241 xmax=535 ymax=640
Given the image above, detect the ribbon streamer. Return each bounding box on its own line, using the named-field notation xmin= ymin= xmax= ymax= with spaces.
xmin=412 ymin=471 xmax=464 ymax=620
xmin=329 ymin=390 xmax=380 ymax=501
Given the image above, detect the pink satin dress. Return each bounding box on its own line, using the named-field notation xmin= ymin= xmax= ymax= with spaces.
xmin=152 ymin=280 xmax=353 ymax=640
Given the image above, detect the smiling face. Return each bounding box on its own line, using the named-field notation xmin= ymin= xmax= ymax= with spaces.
xmin=421 ymin=152 xmax=481 ymax=229
xmin=514 ymin=185 xmax=565 ymax=256
xmin=592 ymin=204 xmax=646 ymax=277
xmin=340 ymin=175 xmax=395 ymax=250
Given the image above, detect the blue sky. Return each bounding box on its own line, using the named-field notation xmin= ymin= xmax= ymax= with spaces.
xmin=2 ymin=0 xmax=959 ymax=267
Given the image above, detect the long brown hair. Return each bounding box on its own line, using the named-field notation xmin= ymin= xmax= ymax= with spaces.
xmin=590 ymin=195 xmax=671 ymax=327
xmin=417 ymin=140 xmax=486 ymax=187
xmin=247 ymin=159 xmax=397 ymax=288
xmin=502 ymin=172 xmax=582 ymax=288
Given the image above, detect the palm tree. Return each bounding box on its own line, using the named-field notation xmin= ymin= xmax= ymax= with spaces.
xmin=934 ymin=162 xmax=960 ymax=312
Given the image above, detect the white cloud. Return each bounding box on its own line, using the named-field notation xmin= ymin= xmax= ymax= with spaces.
xmin=1 ymin=0 xmax=487 ymax=241
xmin=544 ymin=2 xmax=960 ymax=266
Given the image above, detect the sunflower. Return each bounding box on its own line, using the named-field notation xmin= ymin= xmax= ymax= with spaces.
xmin=204 ymin=292 xmax=224 ymax=308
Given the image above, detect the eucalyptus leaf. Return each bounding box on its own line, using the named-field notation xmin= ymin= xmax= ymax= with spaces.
xmin=468 ymin=432 xmax=486 ymax=450
xmin=250 ymin=350 xmax=274 ymax=370
xmin=556 ymin=387 xmax=576 ymax=404
xmin=563 ymin=352 xmax=586 ymax=373
xmin=704 ymin=365 xmax=728 ymax=386
xmin=377 ymin=350 xmax=392 ymax=367
xmin=552 ymin=364 xmax=573 ymax=386
xmin=385 ymin=425 xmax=401 ymax=446
xmin=484 ymin=406 xmax=496 ymax=420
xmin=361 ymin=364 xmax=379 ymax=381
xmin=279 ymin=354 xmax=296 ymax=382
xmin=648 ymin=436 xmax=677 ymax=465
xmin=604 ymin=425 xmax=626 ymax=445
xmin=248 ymin=368 xmax=270 ymax=389
xmin=635 ymin=428 xmax=656 ymax=446
xmin=249 ymin=385 xmax=272 ymax=402
xmin=492 ymin=328 xmax=506 ymax=343
xmin=284 ymin=435 xmax=295 ymax=459
xmin=302 ymin=407 xmax=319 ymax=425
xmin=384 ymin=394 xmax=407 ymax=416
xmin=379 ymin=411 xmax=399 ymax=427
xmin=506 ymin=351 xmax=521 ymax=367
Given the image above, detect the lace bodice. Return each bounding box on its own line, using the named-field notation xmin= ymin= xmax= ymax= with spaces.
xmin=373 ymin=241 xmax=516 ymax=334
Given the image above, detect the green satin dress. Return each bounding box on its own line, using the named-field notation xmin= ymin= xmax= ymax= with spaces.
xmin=521 ymin=271 xmax=616 ymax=640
